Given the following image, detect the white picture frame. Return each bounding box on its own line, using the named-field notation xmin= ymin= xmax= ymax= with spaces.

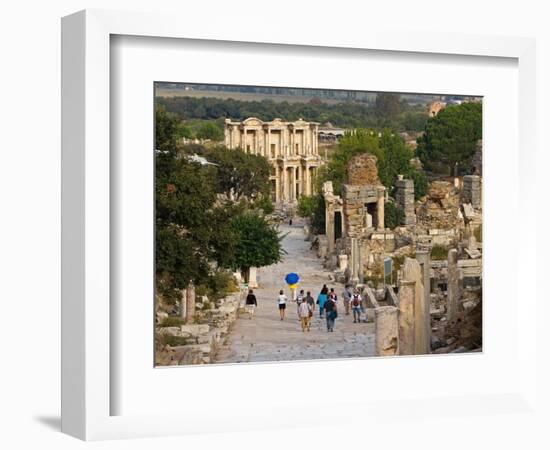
xmin=61 ymin=9 xmax=537 ymax=441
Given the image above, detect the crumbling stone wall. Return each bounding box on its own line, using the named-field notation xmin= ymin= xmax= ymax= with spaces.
xmin=347 ymin=153 xmax=380 ymax=185
xmin=416 ymin=180 xmax=462 ymax=231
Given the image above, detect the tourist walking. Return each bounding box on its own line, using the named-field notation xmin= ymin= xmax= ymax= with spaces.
xmin=245 ymin=289 xmax=257 ymax=319
xmin=351 ymin=290 xmax=362 ymax=323
xmin=295 ymin=289 xmax=305 ymax=316
xmin=305 ymin=291 xmax=315 ymax=314
xmin=317 ymin=288 xmax=328 ymax=318
xmin=298 ymin=297 xmax=313 ymax=332
xmin=342 ymin=285 xmax=352 ymax=315
xmin=277 ymin=289 xmax=288 ymax=320
xmin=324 ymin=295 xmax=338 ymax=332
xmin=328 ymin=287 xmax=338 ymax=303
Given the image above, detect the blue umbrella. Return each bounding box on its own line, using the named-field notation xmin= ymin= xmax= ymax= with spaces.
xmin=285 ymin=272 xmax=300 ymax=285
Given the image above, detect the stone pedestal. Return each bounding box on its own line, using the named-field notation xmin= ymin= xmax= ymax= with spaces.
xmin=398 ymin=279 xmax=416 ymax=355
xmin=248 ymin=267 xmax=258 ymax=288
xmin=338 ymin=254 xmax=348 ymax=272
xmin=374 ymin=306 xmax=399 ymax=356
xmin=463 ymin=175 xmax=482 ymax=209
xmin=395 ymin=177 xmax=416 ymax=226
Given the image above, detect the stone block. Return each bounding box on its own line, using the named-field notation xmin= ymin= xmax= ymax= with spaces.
xmin=180 ymin=324 xmax=210 ymax=336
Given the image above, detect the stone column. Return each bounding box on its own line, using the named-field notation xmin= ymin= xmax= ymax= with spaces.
xmin=447 ymin=249 xmax=459 ymax=322
xmin=281 ymin=166 xmax=287 ymax=202
xmin=415 ymin=250 xmax=432 ymax=354
xmin=242 ymin=127 xmax=247 ymax=151
xmin=179 ymin=288 xmax=187 ymax=319
xmin=326 ymin=204 xmax=335 ymax=255
xmin=305 ymin=165 xmax=311 ymax=196
xmin=398 ymin=279 xmax=416 ymax=355
xmin=275 ymin=166 xmax=280 ymax=203
xmin=377 ymin=187 xmax=385 ymax=230
xmin=374 ymin=306 xmax=399 ymax=356
xmin=267 ymin=129 xmax=271 ymax=157
xmin=248 ymin=267 xmax=258 ymax=288
xmin=185 ymin=281 xmax=196 ymax=323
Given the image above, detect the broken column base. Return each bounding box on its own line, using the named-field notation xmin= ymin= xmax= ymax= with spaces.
xmin=374 ymin=306 xmax=399 ymax=356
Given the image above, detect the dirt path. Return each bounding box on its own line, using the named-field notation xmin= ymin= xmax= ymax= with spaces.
xmin=214 ymin=223 xmax=375 ymax=364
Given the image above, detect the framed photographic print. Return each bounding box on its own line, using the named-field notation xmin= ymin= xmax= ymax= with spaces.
xmin=62 ymin=9 xmax=537 ymax=441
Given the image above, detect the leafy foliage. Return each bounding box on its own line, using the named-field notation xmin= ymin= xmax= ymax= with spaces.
xmin=430 ymin=245 xmax=448 ymax=260
xmin=200 ymin=145 xmax=272 ymax=200
xmin=156 ymin=95 xmax=430 ymax=132
xmin=416 ymin=102 xmax=482 ymax=175
xmin=196 ymin=121 xmax=224 ymax=141
xmin=384 ymin=202 xmax=405 ymax=229
xmin=318 ymin=128 xmax=423 ymax=197
xmin=155 ymin=107 xmax=281 ymax=302
xmin=297 ymin=195 xmax=326 ymax=234
xmin=230 ymin=213 xmax=285 ymax=273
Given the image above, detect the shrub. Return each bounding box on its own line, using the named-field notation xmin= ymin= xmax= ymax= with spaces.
xmin=160 ymin=334 xmax=189 ymax=347
xmin=384 ymin=202 xmax=404 ymax=229
xmin=254 ymin=195 xmax=274 ymax=214
xmin=159 ymin=316 xmax=186 ymax=327
xmin=430 ymin=245 xmax=448 ymax=260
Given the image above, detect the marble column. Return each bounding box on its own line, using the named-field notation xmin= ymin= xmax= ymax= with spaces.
xmin=377 ymin=187 xmax=385 ymax=230
xmin=275 ymin=166 xmax=280 ymax=203
xmin=326 ymin=204 xmax=335 ymax=255
xmin=179 ymin=288 xmax=187 ymax=319
xmin=185 ymin=281 xmax=196 ymax=323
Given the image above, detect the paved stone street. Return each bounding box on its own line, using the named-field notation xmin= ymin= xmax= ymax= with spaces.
xmin=214 ymin=223 xmax=375 ymax=364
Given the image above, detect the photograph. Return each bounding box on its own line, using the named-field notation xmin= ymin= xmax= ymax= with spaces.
xmin=154 ymin=82 xmax=483 ymax=366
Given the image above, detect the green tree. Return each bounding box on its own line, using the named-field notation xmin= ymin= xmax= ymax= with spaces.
xmin=384 ymin=202 xmax=405 ymax=229
xmin=203 ymin=146 xmax=271 ymax=200
xmin=230 ymin=213 xmax=285 ymax=280
xmin=155 ymin=106 xmax=180 ymax=154
xmin=416 ymin=102 xmax=482 ymax=175
xmin=196 ymin=121 xmax=224 ymax=141
xmin=297 ymin=194 xmax=325 ymax=234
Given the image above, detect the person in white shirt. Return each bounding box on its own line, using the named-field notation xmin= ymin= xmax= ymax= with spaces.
xmin=277 ymin=289 xmax=288 ymax=321
xmin=295 ymin=289 xmax=305 ymax=316
xmin=298 ymin=298 xmax=313 ymax=332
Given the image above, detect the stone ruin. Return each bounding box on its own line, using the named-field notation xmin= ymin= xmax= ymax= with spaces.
xmin=314 ymin=140 xmax=484 ymax=355
xmin=321 ymin=153 xmax=388 ymax=284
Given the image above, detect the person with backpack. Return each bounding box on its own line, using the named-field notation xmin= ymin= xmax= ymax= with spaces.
xmin=277 ymin=289 xmax=288 ymax=320
xmin=245 ymin=289 xmax=257 ymax=319
xmin=317 ymin=288 xmax=328 ymax=318
xmin=305 ymin=291 xmax=315 ymax=314
xmin=328 ymin=287 xmax=338 ymax=303
xmin=324 ymin=295 xmax=338 ymax=332
xmin=342 ymin=285 xmax=352 ymax=315
xmin=298 ymin=297 xmax=313 ymax=332
xmin=350 ymin=290 xmax=362 ymax=323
